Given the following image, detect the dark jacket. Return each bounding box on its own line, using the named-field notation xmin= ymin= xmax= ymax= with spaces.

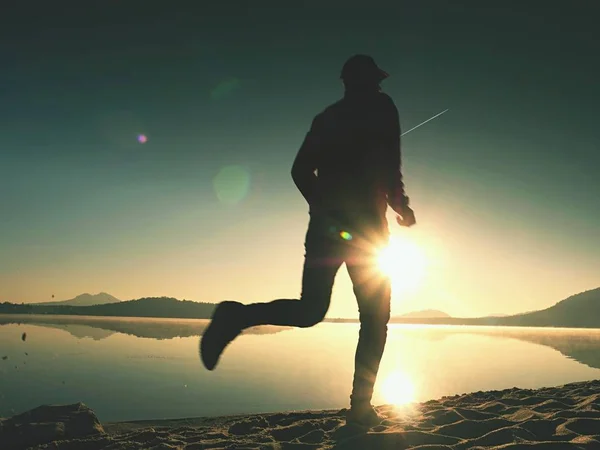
xmin=291 ymin=91 xmax=409 ymax=223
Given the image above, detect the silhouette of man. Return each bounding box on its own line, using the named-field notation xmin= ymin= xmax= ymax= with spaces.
xmin=201 ymin=54 xmax=416 ymax=428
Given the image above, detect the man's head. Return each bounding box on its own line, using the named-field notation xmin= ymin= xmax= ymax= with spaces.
xmin=340 ymin=55 xmax=389 ymax=91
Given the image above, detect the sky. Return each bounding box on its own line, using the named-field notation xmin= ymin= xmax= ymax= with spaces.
xmin=0 ymin=2 xmax=598 ymax=318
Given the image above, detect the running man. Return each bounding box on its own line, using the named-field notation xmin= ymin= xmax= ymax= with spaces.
xmin=201 ymin=54 xmax=416 ymax=428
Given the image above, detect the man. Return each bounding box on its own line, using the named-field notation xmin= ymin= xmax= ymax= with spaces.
xmin=201 ymin=54 xmax=416 ymax=428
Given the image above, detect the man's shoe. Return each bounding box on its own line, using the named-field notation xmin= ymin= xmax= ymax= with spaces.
xmin=346 ymin=404 xmax=384 ymax=428
xmin=200 ymin=301 xmax=245 ymax=371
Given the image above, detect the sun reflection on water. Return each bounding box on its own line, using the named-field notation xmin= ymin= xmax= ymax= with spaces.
xmin=381 ymin=369 xmax=417 ymax=407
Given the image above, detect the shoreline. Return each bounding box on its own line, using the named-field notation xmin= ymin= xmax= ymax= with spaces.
xmin=4 ymin=313 xmax=600 ymax=332
xmin=3 ymin=379 xmax=600 ymax=449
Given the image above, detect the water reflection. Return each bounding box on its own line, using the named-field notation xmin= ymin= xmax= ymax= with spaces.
xmin=381 ymin=369 xmax=416 ymax=406
xmin=429 ymin=326 xmax=600 ymax=371
xmin=1 ymin=316 xmax=600 ymax=422
xmin=3 ymin=315 xmax=600 ymax=370
xmin=3 ymin=316 xmax=600 ymax=372
xmin=0 ymin=315 xmax=289 ymax=340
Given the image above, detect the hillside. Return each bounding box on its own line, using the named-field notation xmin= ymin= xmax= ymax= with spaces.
xmin=34 ymin=292 xmax=121 ymax=307
xmin=0 ymin=297 xmax=216 ymax=319
xmin=496 ymin=287 xmax=600 ymax=328
xmin=1 ymin=287 xmax=599 ymax=328
xmin=387 ymin=288 xmax=600 ymax=328
xmin=325 ymin=287 xmax=600 ymax=329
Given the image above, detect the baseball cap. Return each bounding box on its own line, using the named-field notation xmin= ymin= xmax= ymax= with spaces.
xmin=340 ymin=54 xmax=389 ymax=81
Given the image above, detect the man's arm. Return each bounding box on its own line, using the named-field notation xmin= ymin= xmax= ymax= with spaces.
xmin=384 ymin=97 xmax=410 ymax=215
xmin=291 ymin=116 xmax=322 ymax=207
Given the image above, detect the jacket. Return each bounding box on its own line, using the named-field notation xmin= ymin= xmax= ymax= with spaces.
xmin=291 ymin=90 xmax=409 ymax=222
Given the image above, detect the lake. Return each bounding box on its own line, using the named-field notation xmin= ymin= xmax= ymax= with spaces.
xmin=1 ymin=314 xmax=600 ymax=423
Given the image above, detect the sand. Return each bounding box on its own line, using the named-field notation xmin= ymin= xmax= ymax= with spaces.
xmin=2 ymin=380 xmax=600 ymax=449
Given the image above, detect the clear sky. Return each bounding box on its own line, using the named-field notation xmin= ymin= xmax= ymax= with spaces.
xmin=1 ymin=2 xmax=598 ymax=318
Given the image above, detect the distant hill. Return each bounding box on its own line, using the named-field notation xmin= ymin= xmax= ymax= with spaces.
xmin=325 ymin=287 xmax=600 ymax=329
xmin=1 ymin=297 xmax=216 ymax=319
xmin=1 ymin=287 xmax=599 ymax=329
xmin=398 ymin=309 xmax=451 ymax=319
xmin=395 ymin=288 xmax=600 ymax=328
xmin=34 ymin=292 xmax=121 ymax=307
xmin=497 ymin=287 xmax=600 ymax=328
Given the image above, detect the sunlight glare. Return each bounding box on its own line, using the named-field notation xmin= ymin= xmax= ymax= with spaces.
xmin=377 ymin=235 xmax=427 ymax=293
xmin=381 ymin=370 xmax=417 ymax=406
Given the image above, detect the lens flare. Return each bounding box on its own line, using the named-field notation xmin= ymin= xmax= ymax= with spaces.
xmin=137 ymin=134 xmax=148 ymax=144
xmin=213 ymin=165 xmax=251 ymax=205
xmin=340 ymin=231 xmax=353 ymax=241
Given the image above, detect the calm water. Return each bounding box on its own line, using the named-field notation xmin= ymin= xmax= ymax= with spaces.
xmin=1 ymin=315 xmax=600 ymax=422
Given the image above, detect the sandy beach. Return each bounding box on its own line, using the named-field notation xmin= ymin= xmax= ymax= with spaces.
xmin=1 ymin=379 xmax=599 ymax=449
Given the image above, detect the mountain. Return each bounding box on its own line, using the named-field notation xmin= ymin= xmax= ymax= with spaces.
xmin=497 ymin=287 xmax=600 ymax=328
xmin=398 ymin=309 xmax=451 ymax=319
xmin=1 ymin=287 xmax=599 ymax=329
xmin=1 ymin=296 xmax=216 ymax=319
xmin=35 ymin=292 xmax=121 ymax=307
xmin=325 ymin=287 xmax=600 ymax=329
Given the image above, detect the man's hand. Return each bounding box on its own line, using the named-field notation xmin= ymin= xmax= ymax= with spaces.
xmin=395 ymin=206 xmax=416 ymax=227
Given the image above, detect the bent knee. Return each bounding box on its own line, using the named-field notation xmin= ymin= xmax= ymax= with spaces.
xmin=296 ymin=291 xmax=330 ymax=328
xmin=296 ymin=310 xmax=327 ymax=328
xmin=294 ymin=300 xmax=328 ymax=328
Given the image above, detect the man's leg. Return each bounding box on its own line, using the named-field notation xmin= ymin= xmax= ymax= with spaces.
xmin=240 ymin=240 xmax=343 ymax=328
xmin=345 ymin=241 xmax=391 ymax=423
xmin=200 ymin=221 xmax=344 ymax=370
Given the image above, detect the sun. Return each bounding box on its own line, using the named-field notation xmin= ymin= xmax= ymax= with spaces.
xmin=376 ymin=235 xmax=427 ymax=293
xmin=381 ymin=370 xmax=417 ymax=406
